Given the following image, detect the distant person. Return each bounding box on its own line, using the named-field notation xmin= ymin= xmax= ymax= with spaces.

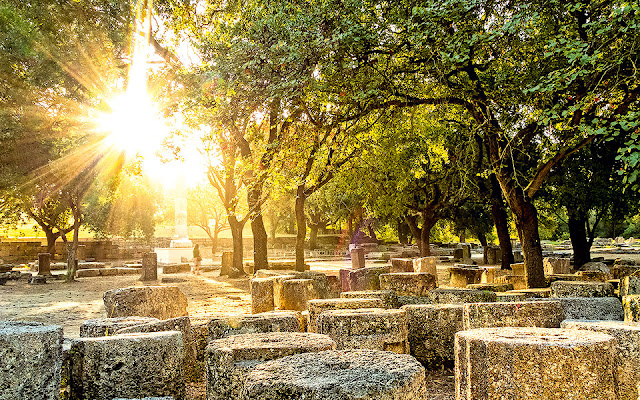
xmin=192 ymin=244 xmax=202 ymax=275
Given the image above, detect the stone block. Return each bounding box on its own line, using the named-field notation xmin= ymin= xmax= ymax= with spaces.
xmin=511 ymin=262 xmax=525 ymax=276
xmin=467 ymin=283 xmax=514 ymax=292
xmin=208 ymin=312 xmax=301 ymax=340
xmin=424 ymin=288 xmax=496 ymax=304
xmin=402 ymin=304 xmax=464 ymax=369
xmin=348 ymin=265 xmax=389 ymax=291
xmin=116 ymin=317 xmax=198 ymax=382
xmin=577 ymin=270 xmax=612 ymax=282
xmin=99 ymin=267 xmax=119 ymax=276
xmin=278 ymin=278 xmax=318 ymax=311
xmin=30 ymin=275 xmax=47 ymax=285
xmin=38 ymin=252 xmax=51 ymax=276
xmin=495 ymin=274 xmax=528 ymax=290
xmin=455 ymin=327 xmax=617 ymax=400
xmin=116 ymin=267 xmax=139 ymax=275
xmin=413 ymin=256 xmax=437 ymax=281
xmin=76 ymin=269 xmax=101 ymax=278
xmin=340 ymin=290 xmax=399 ymax=308
xmin=480 ymin=267 xmax=496 ymax=283
xmin=103 ymin=286 xmax=189 ymax=320
xmin=543 ymin=257 xmax=572 ymax=275
xmin=453 ymin=248 xmax=464 ymax=260
xmin=0 ymin=272 xmax=8 ymax=285
xmin=534 ymin=297 xmax=623 ymax=321
xmin=244 ymin=349 xmax=426 ymax=400
xmin=162 ymin=264 xmax=191 ymax=274
xmin=350 ymin=247 xmax=365 ymax=269
xmin=623 ymin=295 xmax=640 ymax=323
xmin=140 ymin=252 xmax=158 ymax=281
xmin=70 ymin=332 xmax=184 ymax=400
xmin=463 ymin=301 xmax=564 ymax=329
xmin=562 ymin=320 xmax=640 ymax=400
xmin=620 ymin=275 xmax=640 ymax=297
xmin=511 ymin=288 xmax=551 ymax=298
xmin=205 ymin=332 xmax=335 ymax=400
xmin=220 ymin=252 xmax=233 ymax=276
xmin=271 ymin=274 xmax=297 ymax=309
xmin=551 ymin=280 xmax=615 ymax=298
xmin=390 ymin=258 xmax=414 ymax=273
xmin=250 ymin=277 xmax=274 ymax=314
xmin=495 ymin=292 xmax=535 ymax=302
xmin=307 ymin=298 xmax=384 ymax=332
xmin=448 ymin=266 xmax=483 ymax=287
xmin=379 ymin=272 xmax=437 ymax=297
xmin=339 ymin=269 xmax=351 ymax=291
xmin=80 ymin=317 xmax=160 ymax=337
xmin=317 ymin=308 xmax=409 ymax=353
xmin=0 ymin=321 xmax=63 ymax=400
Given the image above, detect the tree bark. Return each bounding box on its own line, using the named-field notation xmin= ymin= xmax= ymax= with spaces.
xmin=248 ymin=185 xmax=269 ymax=271
xmin=397 ymin=218 xmax=409 ymax=245
xmin=309 ymin=224 xmax=319 ymax=250
xmin=420 ymin=218 xmax=434 ymax=257
xmin=44 ymin=229 xmax=58 ymax=259
xmin=228 ymin=216 xmax=245 ymax=278
xmin=490 ymin=175 xmax=515 ymax=269
xmin=476 ymin=231 xmax=488 ymax=247
xmin=295 ymin=185 xmax=306 ymax=271
xmin=65 ymin=203 xmax=81 ymax=282
xmin=511 ymin=197 xmax=545 ymax=288
xmin=405 ymin=215 xmax=421 ymax=254
xmin=568 ymin=211 xmax=591 ymax=269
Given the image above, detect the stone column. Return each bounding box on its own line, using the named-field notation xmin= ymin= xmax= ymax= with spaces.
xmin=38 ymin=253 xmax=51 ymax=276
xmin=221 ymin=251 xmax=233 ymax=276
xmin=350 ymin=248 xmax=365 ymax=269
xmin=140 ymin=252 xmax=157 ymax=281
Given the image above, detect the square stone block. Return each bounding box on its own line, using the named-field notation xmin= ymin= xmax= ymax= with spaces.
xmin=463 ymin=301 xmax=564 ymax=330
xmin=379 ymin=272 xmax=437 ymax=297
xmin=551 ymin=280 xmax=615 ymax=298
xmin=103 ymin=286 xmax=189 ymax=320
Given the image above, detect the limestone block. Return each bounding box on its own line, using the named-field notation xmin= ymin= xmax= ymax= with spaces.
xmin=621 ymin=275 xmax=640 ymax=296
xmin=340 ymin=290 xmax=399 ymax=308
xmin=349 ymin=265 xmax=390 ymax=291
xmin=116 ymin=317 xmax=199 ymax=382
xmin=75 ymin=269 xmax=101 ymax=278
xmin=140 ymin=252 xmax=158 ymax=281
xmin=379 ymin=272 xmax=437 ymax=297
xmin=424 ymin=288 xmax=496 ymax=304
xmin=244 ymin=349 xmax=426 ymax=400
xmin=467 ymin=283 xmax=514 ymax=292
xmin=623 ymin=295 xmax=640 ymax=323
xmin=307 ymin=298 xmax=384 ymax=332
xmin=350 ymin=247 xmax=365 ymax=269
xmin=103 ymin=286 xmax=189 ymax=319
xmin=562 ymin=320 xmax=640 ymax=400
xmin=448 ymin=266 xmax=483 ymax=287
xmin=30 ymin=275 xmax=47 ymax=285
xmin=250 ymin=278 xmax=274 ymax=314
xmin=271 ymin=274 xmax=297 ymax=309
xmin=99 ymin=268 xmax=119 ymax=276
xmin=402 ymin=304 xmax=464 ymax=369
xmin=611 ymin=264 xmax=640 ymax=280
xmin=80 ymin=317 xmax=160 ymax=337
xmin=495 ymin=274 xmax=528 ymax=290
xmin=511 ymin=262 xmax=526 ymax=276
xmin=205 ymin=332 xmax=335 ymax=400
xmin=278 ymin=279 xmax=318 ymax=311
xmin=551 ymin=280 xmax=615 ymax=298
xmin=577 ymin=270 xmax=612 ymax=282
xmin=0 ymin=272 xmax=8 ymax=285
xmin=0 ymin=321 xmax=63 ymax=400
xmin=112 ymin=398 xmax=174 ymax=400
xmin=543 ymin=257 xmax=572 ymax=275
xmin=116 ymin=267 xmax=139 ymax=275
xmin=453 ymin=248 xmax=464 ymax=260
xmin=463 ymin=301 xmax=564 ymax=330
xmin=455 ymin=327 xmax=617 ymax=400
xmin=460 ymin=243 xmax=471 ymax=259
xmin=413 ymin=256 xmax=437 ymax=281
xmin=162 ymin=264 xmax=191 ymax=274
xmin=316 ymin=308 xmax=409 ymax=353
xmin=511 ymin=288 xmax=551 ymax=298
xmin=535 ymin=297 xmax=623 ymax=321
xmin=70 ymin=332 xmax=185 ymax=400
xmin=390 ymin=258 xmax=414 ymax=273
xmin=208 ymin=312 xmax=301 ymax=340
xmin=481 ymin=267 xmax=496 ymax=283
xmin=339 ymin=269 xmax=351 ymax=291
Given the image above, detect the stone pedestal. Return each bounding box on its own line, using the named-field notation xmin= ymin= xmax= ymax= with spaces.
xmin=250 ymin=278 xmax=274 ymax=314
xmin=220 ymin=252 xmax=233 ymax=276
xmin=317 ymin=308 xmax=409 ymax=353
xmin=339 ymin=269 xmax=351 ymax=291
xmin=37 ymin=253 xmax=51 ymax=276
xmin=205 ymin=332 xmax=335 ymax=400
xmin=453 ymin=248 xmax=464 ymax=260
xmin=243 ymin=349 xmax=426 ymax=400
xmin=455 ymin=327 xmax=617 ymax=400
xmin=448 ymin=266 xmax=483 ymax=287
xmin=350 ymin=247 xmax=365 ymax=269
xmin=463 ymin=301 xmax=564 ymax=329
xmin=0 ymin=321 xmax=63 ymax=400
xmin=307 ymin=298 xmax=384 ymax=332
xmin=140 ymin=252 xmax=158 ymax=281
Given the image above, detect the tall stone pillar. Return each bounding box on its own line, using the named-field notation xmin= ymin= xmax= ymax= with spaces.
xmin=38 ymin=253 xmax=51 ymax=276
xmin=140 ymin=252 xmax=158 ymax=281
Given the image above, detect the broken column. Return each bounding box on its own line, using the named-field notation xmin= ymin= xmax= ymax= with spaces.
xmin=350 ymin=247 xmax=365 ymax=269
xmin=250 ymin=277 xmax=274 ymax=314
xmin=463 ymin=301 xmax=565 ymax=329
xmin=37 ymin=252 xmax=51 ymax=276
xmin=455 ymin=327 xmax=617 ymax=400
xmin=140 ymin=252 xmax=158 ymax=281
xmin=307 ymin=298 xmax=384 ymax=332
xmin=0 ymin=321 xmax=63 ymax=400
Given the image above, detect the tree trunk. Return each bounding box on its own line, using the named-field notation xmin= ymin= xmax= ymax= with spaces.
xmin=568 ymin=211 xmax=591 ymax=269
xmin=309 ymin=224 xmax=319 ymax=250
xmin=44 ymin=229 xmax=58 ymax=259
xmin=476 ymin=231 xmax=488 ymax=247
xmin=295 ymin=185 xmax=306 ymax=271
xmin=66 ymin=216 xmax=81 ymax=282
xmin=212 ymin=226 xmax=220 ymax=254
xmin=511 ymin=197 xmax=545 ymax=288
xmin=490 ymin=175 xmax=515 ymax=269
xmin=420 ymin=217 xmax=435 ymax=257
xmin=228 ymin=217 xmax=245 ymax=278
xmin=248 ymin=185 xmax=269 ymax=271
xmin=405 ymin=215 xmax=421 ymax=254
xmin=397 ymin=219 xmax=409 ymax=245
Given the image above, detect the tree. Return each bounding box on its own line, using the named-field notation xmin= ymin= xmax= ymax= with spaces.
xmin=187 ymin=184 xmax=229 ymax=253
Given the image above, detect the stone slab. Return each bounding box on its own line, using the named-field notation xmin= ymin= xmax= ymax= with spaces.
xmin=551 ymin=280 xmax=615 ymax=298
xmin=379 ymin=272 xmax=437 ymax=297
xmin=463 ymin=301 xmax=565 ymax=330
xmin=208 ymin=312 xmax=301 ymax=340
xmin=340 ymin=290 xmax=399 ymax=309
xmin=103 ymin=286 xmax=189 ymax=320
xmin=80 ymin=317 xmax=160 ymax=337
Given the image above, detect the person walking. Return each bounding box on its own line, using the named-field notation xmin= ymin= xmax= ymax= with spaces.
xmin=192 ymin=244 xmax=202 ymax=275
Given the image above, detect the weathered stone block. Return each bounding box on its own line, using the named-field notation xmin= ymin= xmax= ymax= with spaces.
xmin=577 ymin=270 xmax=612 ymax=282
xmin=448 ymin=266 xmax=483 ymax=287
xmin=350 ymin=247 xmax=365 ymax=269
xmin=140 ymin=252 xmax=158 ymax=281
xmin=620 ymin=275 xmax=640 ymax=296
xmin=278 ymin=278 xmax=318 ymax=311
xmin=317 ymin=308 xmax=409 ymax=353
xmin=534 ymin=297 xmax=623 ymax=321
xmin=543 ymin=257 xmax=572 ymax=275
xmin=511 ymin=262 xmax=526 ymax=276
xmin=495 ymin=292 xmax=531 ymax=302
xmin=205 ymin=332 xmax=335 ymax=400
xmin=80 ymin=317 xmax=160 ymax=337
xmin=623 ymin=295 xmax=640 ymax=323
xmin=208 ymin=312 xmax=301 ymax=340
xmin=220 ymin=252 xmax=233 ymax=276
xmin=116 ymin=317 xmax=199 ymax=382
xmin=162 ymin=264 xmax=191 ymax=274
xmin=379 ymin=272 xmax=437 ymax=297
xmin=70 ymin=332 xmax=185 ymax=400
xmin=339 ymin=269 xmax=351 ymax=291
xmin=307 ymin=298 xmax=384 ymax=332
xmin=463 ymin=301 xmax=564 ymax=329
xmin=0 ymin=321 xmax=63 ymax=400
xmin=455 ymin=327 xmax=617 ymax=400
xmin=76 ymin=269 xmax=101 ymax=278
xmin=340 ymin=290 xmax=399 ymax=308
xmin=244 ymin=349 xmax=426 ymax=400
xmin=511 ymin=288 xmax=551 ymax=298
xmin=271 ymin=274 xmax=297 ymax=309
xmin=551 ymin=280 xmax=615 ymax=298
xmin=250 ymin=278 xmax=274 ymax=314
xmin=348 ymin=265 xmax=389 ymax=291
xmin=413 ymin=257 xmax=437 ymax=281
xmin=562 ymin=320 xmax=640 ymax=400
xmin=467 ymin=283 xmax=514 ymax=292
xmin=103 ymin=286 xmax=189 ymax=319
xmin=424 ymin=288 xmax=496 ymax=304
xmin=99 ymin=268 xmax=119 ymax=276
xmin=390 ymin=258 xmax=414 ymax=273
xmin=402 ymin=304 xmax=464 ymax=369
xmin=495 ymin=274 xmax=528 ymax=290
